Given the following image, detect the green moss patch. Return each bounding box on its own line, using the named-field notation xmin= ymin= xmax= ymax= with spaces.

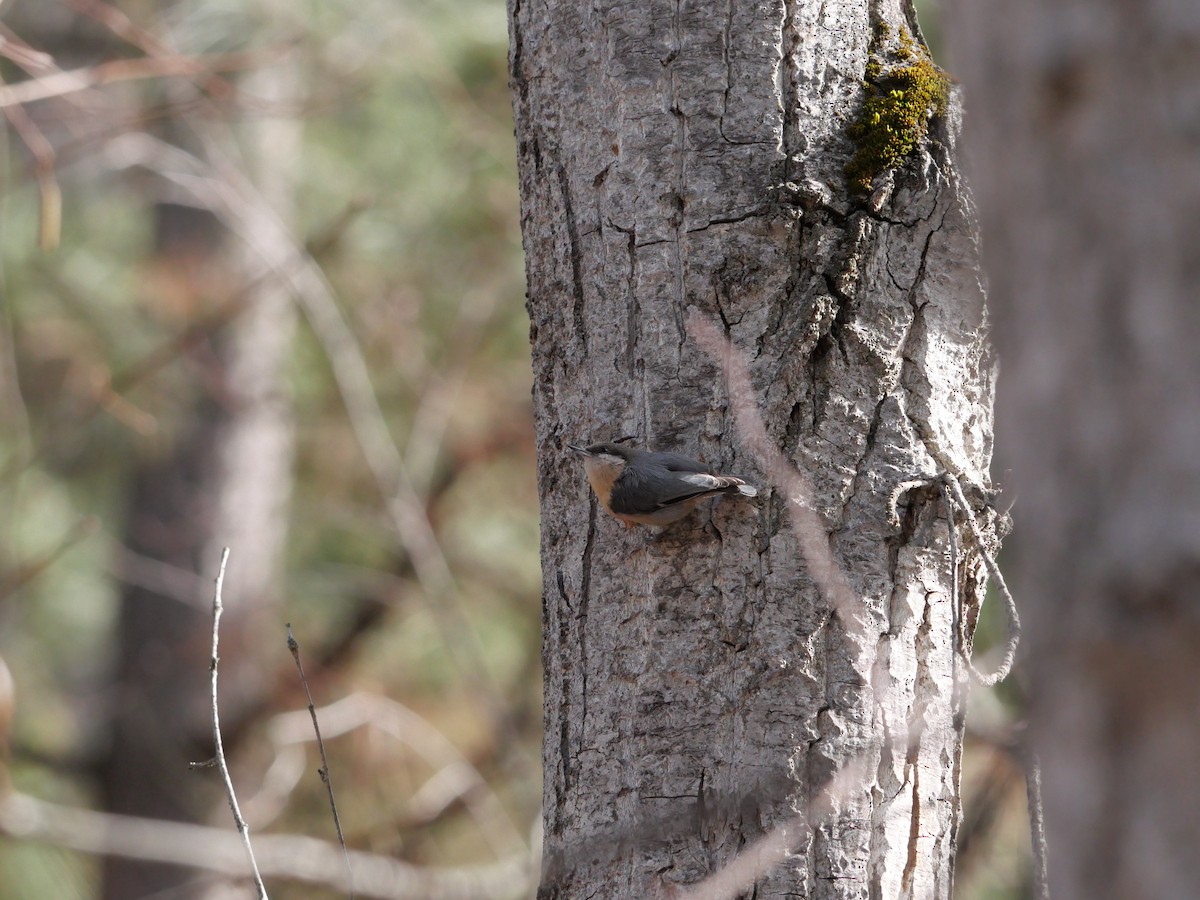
xmin=845 ymin=24 xmax=950 ymax=194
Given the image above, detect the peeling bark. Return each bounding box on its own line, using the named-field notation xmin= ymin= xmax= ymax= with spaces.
xmin=510 ymin=2 xmax=998 ymax=897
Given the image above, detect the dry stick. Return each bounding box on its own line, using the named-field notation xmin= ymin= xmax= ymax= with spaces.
xmin=0 ymin=515 xmax=97 ymax=601
xmin=892 ymin=474 xmax=1019 ymax=685
xmin=0 ymin=792 xmax=532 ymax=900
xmin=0 ymin=24 xmax=57 ymax=74
xmin=257 ymin=693 xmax=527 ymax=861
xmin=286 ymin=624 xmax=354 ymax=898
xmin=943 ymin=480 xmax=963 ymax=663
xmin=942 ymin=478 xmax=972 ymax=900
xmin=688 ymin=314 xmax=864 ymax=627
xmin=687 ymin=315 xmax=880 ymax=899
xmin=62 ymin=0 xmax=180 ymax=59
xmin=0 ymin=51 xmax=269 ymax=108
xmin=191 ymin=548 xmax=269 ymax=899
xmin=0 ymin=91 xmax=61 ymax=250
xmin=1024 ymin=746 xmax=1051 ymax=900
xmin=0 ymin=276 xmax=257 ymax=489
xmin=60 ymin=0 xmax=270 ymax=113
xmin=941 ymin=473 xmax=1020 ymax=686
xmin=104 ymin=132 xmax=525 ymax=768
xmin=674 ymin=758 xmax=870 ymax=900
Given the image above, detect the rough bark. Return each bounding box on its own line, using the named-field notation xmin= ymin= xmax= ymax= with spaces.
xmin=510 ymin=1 xmax=998 ymax=898
xmin=947 ymin=3 xmax=1200 ymax=898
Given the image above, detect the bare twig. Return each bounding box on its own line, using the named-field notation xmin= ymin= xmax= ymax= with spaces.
xmin=100 ymin=131 xmax=524 ymax=764
xmin=191 ymin=548 xmax=268 ymax=898
xmin=0 ymin=515 xmax=98 ymax=601
xmin=286 ymin=624 xmax=353 ymax=897
xmin=942 ymin=473 xmax=1020 ymax=685
xmin=0 ymin=86 xmax=61 ymax=250
xmin=0 ymin=792 xmax=533 ymax=900
xmin=61 ymin=0 xmax=180 ymax=60
xmin=671 ymin=757 xmax=869 ymax=900
xmin=0 ymin=52 xmax=271 ymax=108
xmin=256 ymin=693 xmax=527 ymax=861
xmin=109 ymin=542 xmax=212 ymax=609
xmin=892 ymin=472 xmax=1019 ymax=685
xmin=1023 ymin=744 xmax=1051 ymax=900
xmin=0 ymin=27 xmax=56 ymax=74
xmin=688 ymin=314 xmax=863 ymax=625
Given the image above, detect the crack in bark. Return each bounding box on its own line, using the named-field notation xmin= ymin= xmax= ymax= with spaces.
xmin=904 ymin=205 xmax=948 ymax=310
xmin=556 ymin=580 xmax=574 ymax=811
xmin=900 ymin=595 xmax=936 ymax=898
xmin=779 ymin=0 xmax=800 ymax=163
xmin=624 ymin=224 xmax=641 ymax=379
xmin=507 ymin=0 xmax=527 ymax=107
xmin=782 ymin=398 xmax=808 ymax=458
xmin=842 ymin=394 xmax=889 ymax=526
xmin=719 ymin=0 xmax=735 ymax=143
xmin=686 ymin=206 xmax=770 ymax=233
xmin=580 ymin=498 xmax=596 ymax=736
xmin=555 ymin=163 xmax=588 ymax=355
xmin=668 ymin=0 xmax=689 ymax=360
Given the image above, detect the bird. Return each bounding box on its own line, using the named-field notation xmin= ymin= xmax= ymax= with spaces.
xmin=567 ymin=441 xmax=758 ymax=527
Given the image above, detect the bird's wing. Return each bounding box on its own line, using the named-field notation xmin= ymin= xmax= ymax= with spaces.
xmin=610 ymin=467 xmax=744 ymax=514
xmin=655 ymin=453 xmax=715 ymax=474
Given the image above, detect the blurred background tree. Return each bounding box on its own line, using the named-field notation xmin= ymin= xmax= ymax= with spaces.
xmin=1 ymin=0 xmax=538 ymax=896
xmin=0 ymin=1 xmax=1030 ymax=898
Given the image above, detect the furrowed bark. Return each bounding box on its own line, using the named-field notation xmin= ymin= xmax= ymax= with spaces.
xmin=510 ymin=2 xmax=998 ymax=896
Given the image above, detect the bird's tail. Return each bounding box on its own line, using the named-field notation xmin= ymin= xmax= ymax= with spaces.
xmin=717 ymin=477 xmax=757 ymax=498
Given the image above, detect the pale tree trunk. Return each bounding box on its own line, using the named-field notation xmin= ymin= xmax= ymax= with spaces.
xmin=510 ymin=1 xmax=999 ymax=897
xmin=101 ymin=56 xmax=299 ymax=900
xmin=947 ymin=3 xmax=1200 ymax=898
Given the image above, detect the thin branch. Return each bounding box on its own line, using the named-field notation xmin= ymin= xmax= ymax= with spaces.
xmin=61 ymin=0 xmax=182 ymax=60
xmin=261 ymin=692 xmax=527 ymax=861
xmin=942 ymin=473 xmax=1020 ymax=685
xmin=109 ymin=542 xmax=212 ymax=609
xmin=0 ymin=52 xmax=272 ymax=108
xmin=688 ymin=314 xmax=863 ymax=625
xmin=0 ymin=102 xmax=61 ymax=249
xmin=1023 ymin=744 xmax=1051 ymax=900
xmin=286 ymin=624 xmax=353 ymax=897
xmin=100 ymin=130 xmax=526 ymax=765
xmin=0 ymin=27 xmax=56 ymax=74
xmin=0 ymin=269 xmax=256 ymax=488
xmin=892 ymin=472 xmax=1019 ymax=685
xmin=0 ymin=515 xmax=98 ymax=601
xmin=191 ymin=548 xmax=268 ymax=899
xmin=0 ymin=792 xmax=533 ymax=900
xmin=672 ymin=757 xmax=870 ymax=900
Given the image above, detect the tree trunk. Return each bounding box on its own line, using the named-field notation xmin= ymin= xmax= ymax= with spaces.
xmin=947 ymin=3 xmax=1200 ymax=898
xmin=509 ymin=2 xmax=998 ymax=897
xmin=101 ymin=61 xmax=298 ymax=900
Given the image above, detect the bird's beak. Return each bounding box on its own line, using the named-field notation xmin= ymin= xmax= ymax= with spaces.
xmin=566 ymin=443 xmax=589 ymax=455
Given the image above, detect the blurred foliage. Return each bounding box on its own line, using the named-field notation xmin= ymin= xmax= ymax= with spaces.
xmin=0 ymin=0 xmax=1026 ymax=898
xmin=1 ymin=0 xmax=537 ymax=895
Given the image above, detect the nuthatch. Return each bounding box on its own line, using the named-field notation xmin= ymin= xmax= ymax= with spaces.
xmin=567 ymin=442 xmax=758 ymax=527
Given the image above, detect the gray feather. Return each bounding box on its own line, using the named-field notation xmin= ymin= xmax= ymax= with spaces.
xmin=610 ymin=460 xmax=755 ymax=514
